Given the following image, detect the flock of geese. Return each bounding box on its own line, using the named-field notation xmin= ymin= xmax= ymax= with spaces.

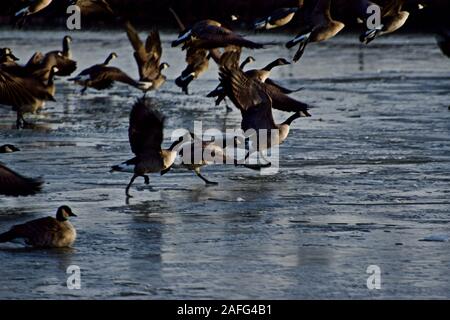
xmin=0 ymin=0 xmax=449 ymax=248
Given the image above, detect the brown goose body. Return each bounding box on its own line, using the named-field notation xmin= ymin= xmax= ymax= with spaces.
xmin=0 ymin=206 xmax=77 ymax=248
xmin=44 ymin=36 xmax=77 ymax=76
xmin=0 ymin=163 xmax=43 ymax=196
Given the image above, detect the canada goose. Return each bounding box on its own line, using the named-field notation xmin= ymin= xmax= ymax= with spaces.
xmin=359 ymin=0 xmax=423 ymax=44
xmin=0 ymin=48 xmax=19 ymax=63
xmin=14 ymin=0 xmax=53 ymax=28
xmin=43 ymin=36 xmax=77 ymax=76
xmin=0 ymin=66 xmax=58 ymax=128
xmin=209 ymin=54 xmax=305 ymax=112
xmin=436 ymin=29 xmax=450 ymax=58
xmin=69 ymin=53 xmax=141 ymax=94
xmin=0 ymin=206 xmax=76 ymax=248
xmin=175 ymin=48 xmax=211 ymax=95
xmin=254 ymin=6 xmax=301 ymax=30
xmin=125 ymin=22 xmax=169 ymax=95
xmin=0 ymin=163 xmax=43 ymax=196
xmin=170 ymin=7 xmax=210 ymax=95
xmin=110 ymin=98 xmax=186 ymax=197
xmin=218 ymin=53 xmax=309 ymax=158
xmin=172 ymin=19 xmax=265 ymax=50
xmin=0 ymin=144 xmax=20 ymax=153
xmin=208 ymin=56 xmax=289 ymax=106
xmin=2 ymin=51 xmax=59 ymax=84
xmin=286 ymin=0 xmax=345 ymax=62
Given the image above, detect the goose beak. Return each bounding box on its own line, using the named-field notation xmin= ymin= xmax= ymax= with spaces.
xmin=10 ymin=54 xmax=19 ymax=61
xmin=70 ymin=212 xmax=77 ymax=217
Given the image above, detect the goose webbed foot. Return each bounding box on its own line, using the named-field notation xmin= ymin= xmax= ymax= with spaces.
xmin=125 ymin=174 xmax=138 ymax=198
xmin=194 ymin=169 xmax=218 ymax=185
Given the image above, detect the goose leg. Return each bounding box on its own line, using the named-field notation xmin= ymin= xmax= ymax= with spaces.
xmin=194 ymin=168 xmax=218 ymax=185
xmin=16 ymin=112 xmax=22 ymax=129
xmin=143 ymin=175 xmax=150 ymax=185
xmin=81 ymin=87 xmax=87 ymax=95
xmin=224 ymin=98 xmax=233 ymax=112
xmin=125 ymin=174 xmax=138 ymax=198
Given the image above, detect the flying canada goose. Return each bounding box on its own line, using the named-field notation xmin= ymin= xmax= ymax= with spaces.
xmin=211 ymin=52 xmax=309 ymax=115
xmin=218 ymin=54 xmax=309 ymax=160
xmin=208 ymin=57 xmax=294 ymax=108
xmin=42 ymin=36 xmax=77 ymax=76
xmin=254 ymin=4 xmax=302 ymax=30
xmin=14 ymin=0 xmax=53 ymax=28
xmin=0 ymin=66 xmax=58 ymax=128
xmin=69 ymin=53 xmax=142 ymax=94
xmin=359 ymin=0 xmax=424 ymax=44
xmin=0 ymin=206 xmax=76 ymax=248
xmin=175 ymin=48 xmax=211 ymax=95
xmin=169 ymin=7 xmax=211 ymax=94
xmin=110 ymin=98 xmax=186 ymax=197
xmin=125 ymin=21 xmax=169 ymax=95
xmin=436 ymin=29 xmax=450 ymax=58
xmin=286 ymin=0 xmax=345 ymax=62
xmin=172 ymin=19 xmax=265 ymax=50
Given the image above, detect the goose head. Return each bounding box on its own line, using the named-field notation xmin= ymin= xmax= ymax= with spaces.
xmin=56 ymin=205 xmax=77 ymax=222
xmin=0 ymin=144 xmax=20 ymax=153
xmin=64 ymin=35 xmax=73 ymax=44
xmin=104 ymin=52 xmax=118 ymax=65
xmin=159 ymin=62 xmax=170 ymax=71
xmin=0 ymin=48 xmax=19 ymax=61
xmin=273 ymin=58 xmax=290 ymax=66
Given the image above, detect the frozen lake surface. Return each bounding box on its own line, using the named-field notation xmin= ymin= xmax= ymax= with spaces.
xmin=0 ymin=29 xmax=449 ymax=299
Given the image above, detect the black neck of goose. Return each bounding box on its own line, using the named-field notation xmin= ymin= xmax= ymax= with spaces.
xmin=63 ymin=38 xmax=70 ymax=55
xmin=263 ymin=60 xmax=280 ymax=71
xmin=104 ymin=55 xmax=114 ymax=65
xmin=282 ymin=112 xmax=301 ymax=126
xmin=240 ymin=58 xmax=251 ymax=69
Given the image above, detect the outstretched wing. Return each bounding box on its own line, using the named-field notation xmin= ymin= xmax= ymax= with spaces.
xmin=0 ymin=69 xmax=53 ymax=108
xmin=219 ymin=58 xmax=275 ymax=131
xmin=128 ymin=98 xmax=165 ymax=157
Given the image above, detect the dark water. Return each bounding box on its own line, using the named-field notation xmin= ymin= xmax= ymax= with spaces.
xmin=0 ymin=30 xmax=449 ymax=299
